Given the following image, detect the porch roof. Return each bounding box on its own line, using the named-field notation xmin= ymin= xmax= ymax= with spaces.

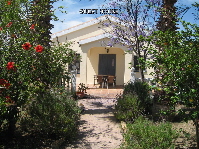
xmin=79 ymin=33 xmax=110 ymax=45
xmin=51 ymin=15 xmax=118 ymax=39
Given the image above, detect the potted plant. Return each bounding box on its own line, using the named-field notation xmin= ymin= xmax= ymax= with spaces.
xmin=76 ymin=83 xmax=88 ymax=98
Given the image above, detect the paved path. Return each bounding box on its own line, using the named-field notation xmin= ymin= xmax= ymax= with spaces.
xmin=66 ymin=89 xmax=123 ymax=149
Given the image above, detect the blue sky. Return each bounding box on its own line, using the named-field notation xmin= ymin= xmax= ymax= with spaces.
xmin=51 ymin=0 xmax=103 ymax=34
xmin=51 ymin=0 xmax=199 ymax=34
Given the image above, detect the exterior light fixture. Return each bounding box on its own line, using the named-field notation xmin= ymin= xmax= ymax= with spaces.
xmin=105 ymin=46 xmax=111 ymax=53
xmin=106 ymin=48 xmax=109 ymax=53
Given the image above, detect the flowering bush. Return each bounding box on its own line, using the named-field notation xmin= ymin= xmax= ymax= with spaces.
xmin=22 ymin=42 xmax=32 ymax=50
xmin=0 ymin=0 xmax=79 ymax=140
xmin=34 ymin=44 xmax=44 ymax=53
xmin=146 ymin=21 xmax=199 ymax=121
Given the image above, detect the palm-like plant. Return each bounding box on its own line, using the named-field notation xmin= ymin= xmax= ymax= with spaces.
xmin=157 ymin=0 xmax=178 ymax=32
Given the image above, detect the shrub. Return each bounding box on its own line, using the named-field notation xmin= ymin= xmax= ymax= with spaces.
xmin=115 ymin=94 xmax=144 ymax=122
xmin=121 ymin=117 xmax=179 ymax=149
xmin=19 ymin=88 xmax=80 ymax=140
xmin=123 ymin=80 xmax=152 ymax=114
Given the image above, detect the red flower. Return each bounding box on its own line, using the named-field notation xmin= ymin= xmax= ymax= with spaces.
xmin=5 ymin=96 xmax=11 ymax=102
xmin=6 ymin=22 xmax=12 ymax=27
xmin=0 ymin=79 xmax=10 ymax=89
xmin=7 ymin=1 xmax=11 ymax=5
xmin=5 ymin=96 xmax=14 ymax=103
xmin=22 ymin=42 xmax=32 ymax=50
xmin=0 ymin=79 xmax=7 ymax=85
xmin=32 ymin=65 xmax=36 ymax=70
xmin=34 ymin=45 xmax=44 ymax=53
xmin=0 ymin=27 xmax=3 ymax=31
xmin=7 ymin=62 xmax=15 ymax=70
xmin=4 ymin=83 xmax=11 ymax=89
xmin=5 ymin=96 xmax=10 ymax=99
xmin=30 ymin=24 xmax=35 ymax=30
xmin=11 ymin=34 xmax=17 ymax=38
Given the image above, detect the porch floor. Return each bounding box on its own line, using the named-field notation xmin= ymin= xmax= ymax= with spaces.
xmin=86 ymin=85 xmax=124 ymax=99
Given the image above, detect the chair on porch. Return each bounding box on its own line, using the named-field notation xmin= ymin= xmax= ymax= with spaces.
xmin=107 ymin=76 xmax=116 ymax=89
xmin=96 ymin=75 xmax=105 ymax=88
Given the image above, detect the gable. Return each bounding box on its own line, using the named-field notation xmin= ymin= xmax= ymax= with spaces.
xmin=51 ymin=15 xmax=118 ymax=40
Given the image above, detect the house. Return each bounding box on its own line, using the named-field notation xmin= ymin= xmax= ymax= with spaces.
xmin=51 ymin=15 xmax=153 ymax=87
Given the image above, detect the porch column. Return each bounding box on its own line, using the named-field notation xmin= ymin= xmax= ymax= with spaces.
xmin=80 ymin=52 xmax=87 ymax=85
xmin=124 ymin=53 xmax=132 ymax=84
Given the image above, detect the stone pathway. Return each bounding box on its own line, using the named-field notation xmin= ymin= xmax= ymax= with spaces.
xmin=66 ymin=89 xmax=123 ymax=149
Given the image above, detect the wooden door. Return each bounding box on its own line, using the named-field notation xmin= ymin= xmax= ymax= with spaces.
xmin=98 ymin=54 xmax=116 ymax=75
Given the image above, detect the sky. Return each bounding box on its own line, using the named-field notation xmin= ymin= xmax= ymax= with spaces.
xmin=51 ymin=0 xmax=104 ymax=34
xmin=51 ymin=0 xmax=199 ymax=34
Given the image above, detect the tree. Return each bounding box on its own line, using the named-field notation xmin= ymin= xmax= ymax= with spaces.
xmin=192 ymin=2 xmax=199 ymax=20
xmin=156 ymin=0 xmax=178 ymax=32
xmin=30 ymin=0 xmax=54 ymax=48
xmin=144 ymin=0 xmax=199 ymax=147
xmin=100 ymin=0 xmax=162 ymax=82
xmin=0 ymin=0 xmax=78 ymax=137
xmin=153 ymin=0 xmax=179 ymax=98
xmin=147 ymin=21 xmax=199 ymax=148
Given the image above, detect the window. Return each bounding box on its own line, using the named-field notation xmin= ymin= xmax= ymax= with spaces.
xmin=134 ymin=55 xmax=147 ymax=72
xmin=68 ymin=54 xmax=80 ymax=74
xmin=134 ymin=56 xmax=139 ymax=72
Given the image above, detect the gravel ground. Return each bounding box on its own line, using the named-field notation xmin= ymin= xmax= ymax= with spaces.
xmin=65 ymin=97 xmax=123 ymax=149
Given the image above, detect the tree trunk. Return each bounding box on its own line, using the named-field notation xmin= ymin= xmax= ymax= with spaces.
xmin=30 ymin=0 xmax=54 ymax=48
xmin=157 ymin=0 xmax=178 ymax=32
xmin=134 ymin=1 xmax=145 ymax=82
xmin=6 ymin=105 xmax=18 ymax=137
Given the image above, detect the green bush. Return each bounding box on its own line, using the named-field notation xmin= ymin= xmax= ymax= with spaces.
xmin=121 ymin=117 xmax=179 ymax=149
xmin=115 ymin=94 xmax=143 ymax=122
xmin=19 ymin=88 xmax=80 ymax=140
xmin=123 ymin=81 xmax=152 ymax=114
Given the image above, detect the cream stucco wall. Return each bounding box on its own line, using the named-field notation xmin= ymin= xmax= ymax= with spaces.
xmin=78 ymin=37 xmax=131 ymax=86
xmin=51 ymin=15 xmax=154 ymax=86
xmin=51 ymin=20 xmax=112 ymax=54
xmin=87 ymin=47 xmax=125 ymax=85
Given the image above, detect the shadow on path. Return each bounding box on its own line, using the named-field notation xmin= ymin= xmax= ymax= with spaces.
xmin=64 ymin=97 xmax=123 ymax=149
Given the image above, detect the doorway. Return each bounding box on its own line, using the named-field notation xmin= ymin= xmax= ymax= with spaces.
xmin=98 ymin=54 xmax=116 ymax=76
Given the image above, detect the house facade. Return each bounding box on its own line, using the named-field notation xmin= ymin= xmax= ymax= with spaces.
xmin=51 ymin=15 xmax=153 ymax=87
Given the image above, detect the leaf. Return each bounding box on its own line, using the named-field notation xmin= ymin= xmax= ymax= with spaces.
xmin=191 ymin=89 xmax=196 ymax=93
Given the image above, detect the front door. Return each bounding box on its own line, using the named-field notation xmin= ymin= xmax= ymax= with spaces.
xmin=98 ymin=54 xmax=116 ymax=76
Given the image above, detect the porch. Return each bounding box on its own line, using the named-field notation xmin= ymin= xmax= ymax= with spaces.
xmin=86 ymin=85 xmax=124 ymax=99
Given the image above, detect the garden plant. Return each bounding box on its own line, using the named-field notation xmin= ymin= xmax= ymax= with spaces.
xmin=121 ymin=117 xmax=179 ymax=149
xmin=115 ymin=80 xmax=152 ymax=122
xmin=145 ymin=21 xmax=199 ymax=146
xmin=112 ymin=0 xmax=199 ymax=147
xmin=0 ymin=0 xmax=80 ymax=148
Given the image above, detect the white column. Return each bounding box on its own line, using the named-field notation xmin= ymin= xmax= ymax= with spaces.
xmin=80 ymin=52 xmax=87 ymax=85
xmin=124 ymin=53 xmax=132 ymax=84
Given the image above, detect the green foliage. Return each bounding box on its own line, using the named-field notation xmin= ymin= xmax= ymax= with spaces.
xmin=146 ymin=22 xmax=199 ymax=121
xmin=123 ymin=80 xmax=152 ymax=114
xmin=121 ymin=117 xmax=179 ymax=149
xmin=192 ymin=2 xmax=199 ymax=20
xmin=77 ymin=83 xmax=88 ymax=93
xmin=0 ymin=0 xmax=79 ymax=137
xmin=115 ymin=80 xmax=152 ymax=122
xmin=19 ymin=88 xmax=81 ymax=140
xmin=115 ymin=94 xmax=143 ymax=122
